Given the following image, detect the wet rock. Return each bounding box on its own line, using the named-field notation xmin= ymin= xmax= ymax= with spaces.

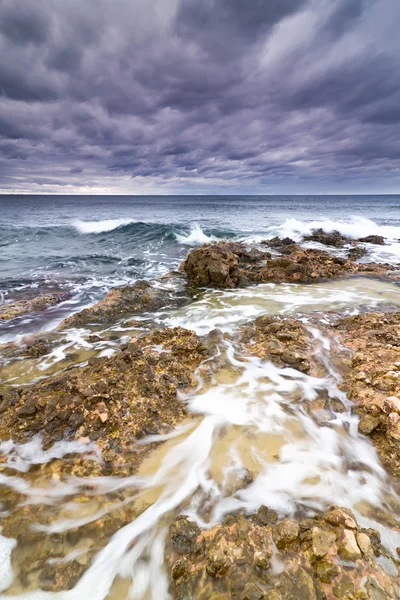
xmin=182 ymin=242 xmax=396 ymax=289
xmin=181 ymin=242 xmax=271 ymax=288
xmin=0 ymin=327 xmax=212 ymax=477
xmin=59 ymin=273 xmax=190 ymax=328
xmin=337 ymin=529 xmax=362 ymax=561
xmin=0 ymin=292 xmax=68 ymax=321
xmin=347 ymin=246 xmax=367 ymax=260
xmin=358 ymin=414 xmax=382 ymax=435
xmin=166 ymin=510 xmax=400 ymax=600
xmin=272 ymin=519 xmax=300 ymax=549
xmin=303 ymin=228 xmax=349 ymax=248
xmin=334 ymin=311 xmax=400 ymax=476
xmin=311 ymin=527 xmax=336 ymax=559
xmin=324 ymin=507 xmax=357 ymax=530
xmin=170 ymin=516 xmax=201 ymax=555
xmin=254 ymin=505 xmax=278 ymax=526
xmin=261 ymin=237 xmax=300 ymax=254
xmin=359 ymin=235 xmax=385 ymax=245
xmin=239 ymin=316 xmax=317 ymax=375
xmin=241 ymin=582 xmax=264 ymax=600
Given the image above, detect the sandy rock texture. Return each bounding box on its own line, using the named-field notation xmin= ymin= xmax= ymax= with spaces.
xmin=166 ymin=507 xmax=399 ymax=599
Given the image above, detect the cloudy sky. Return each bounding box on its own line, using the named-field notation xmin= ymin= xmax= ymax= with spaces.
xmin=0 ymin=0 xmax=399 ymax=195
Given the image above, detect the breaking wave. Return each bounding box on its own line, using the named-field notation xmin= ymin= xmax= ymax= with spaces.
xmin=72 ymin=218 xmax=137 ymax=234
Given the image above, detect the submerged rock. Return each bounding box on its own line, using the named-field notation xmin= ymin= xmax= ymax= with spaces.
xmin=0 ymin=292 xmax=68 ymax=321
xmin=166 ymin=509 xmax=399 ymax=599
xmin=182 ymin=242 xmax=396 ymax=289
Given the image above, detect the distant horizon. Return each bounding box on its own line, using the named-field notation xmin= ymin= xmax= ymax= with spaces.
xmin=1 ymin=192 xmax=400 ymax=197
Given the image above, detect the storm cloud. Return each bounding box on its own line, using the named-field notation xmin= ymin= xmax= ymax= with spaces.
xmin=0 ymin=0 xmax=399 ymax=194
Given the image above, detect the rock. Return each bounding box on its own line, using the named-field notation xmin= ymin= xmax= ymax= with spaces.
xmin=59 ymin=274 xmax=190 ymax=328
xmin=335 ymin=311 xmax=400 ymax=476
xmin=272 ymin=519 xmax=300 ymax=549
xmin=181 ymin=242 xmax=270 ymax=288
xmin=302 ymin=228 xmax=349 ymax=247
xmin=241 ymin=582 xmax=264 ymax=600
xmin=358 ymin=414 xmax=381 ymax=435
xmin=0 ymin=327 xmax=213 ymax=477
xmin=311 ymin=527 xmax=336 ymax=559
xmin=182 ymin=242 xmax=396 ymax=289
xmin=324 ymin=507 xmax=357 ymax=530
xmin=347 ymin=246 xmax=367 ymax=260
xmin=0 ymin=292 xmax=68 ymax=321
xmin=169 ymin=516 xmax=201 ymax=555
xmin=357 ymin=532 xmax=373 ymax=558
xmin=386 ymin=412 xmax=400 ymax=441
xmin=239 ymin=316 xmax=321 ymax=375
xmin=314 ymin=560 xmax=340 ymax=584
xmin=358 ymin=235 xmax=385 ymax=245
xmin=254 ymin=505 xmax=278 ymax=526
xmin=166 ymin=511 xmax=399 ymax=600
xmin=337 ymin=529 xmax=362 ymax=561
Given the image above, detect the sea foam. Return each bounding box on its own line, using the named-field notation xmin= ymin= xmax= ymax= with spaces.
xmin=73 ymin=219 xmax=136 ymax=234
xmin=175 ymin=223 xmax=217 ymax=246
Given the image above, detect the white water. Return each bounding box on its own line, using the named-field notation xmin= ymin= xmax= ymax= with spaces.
xmin=72 ymin=219 xmax=137 ymax=234
xmin=174 ymin=222 xmax=216 ymax=246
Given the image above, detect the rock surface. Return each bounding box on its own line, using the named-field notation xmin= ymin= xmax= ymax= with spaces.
xmin=334 ymin=311 xmax=400 ymax=477
xmin=239 ymin=316 xmax=316 ymax=374
xmin=0 ymin=326 xmax=212 ymax=476
xmin=302 ymin=228 xmax=350 ymax=247
xmin=166 ymin=507 xmax=399 ymax=599
xmin=0 ymin=292 xmax=68 ymax=321
xmin=59 ymin=273 xmax=190 ymax=328
xmin=182 ymin=242 xmax=396 ymax=289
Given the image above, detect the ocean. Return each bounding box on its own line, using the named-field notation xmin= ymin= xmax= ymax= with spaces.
xmin=1 ymin=194 xmax=400 ymax=342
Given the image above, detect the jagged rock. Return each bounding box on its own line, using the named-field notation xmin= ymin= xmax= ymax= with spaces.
xmin=182 ymin=242 xmax=396 ymax=289
xmin=303 ymin=228 xmax=349 ymax=247
xmin=324 ymin=507 xmax=357 ymax=530
xmin=359 ymin=235 xmax=385 ymax=245
xmin=348 ymin=246 xmax=367 ymax=260
xmin=272 ymin=519 xmax=300 ymax=548
xmin=334 ymin=311 xmax=400 ymax=477
xmin=337 ymin=529 xmax=362 ymax=561
xmin=311 ymin=527 xmax=336 ymax=559
xmin=166 ymin=509 xmax=400 ymax=600
xmin=170 ymin=516 xmax=201 ymax=555
xmin=0 ymin=327 xmax=213 ymax=476
xmin=239 ymin=316 xmax=315 ymax=374
xmin=0 ymin=292 xmax=68 ymax=321
xmin=59 ymin=273 xmax=190 ymax=328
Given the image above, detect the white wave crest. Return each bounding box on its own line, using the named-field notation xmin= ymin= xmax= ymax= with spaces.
xmin=175 ymin=223 xmax=217 ymax=246
xmin=73 ymin=218 xmax=136 ymax=234
xmin=277 ymin=216 xmax=400 ymax=242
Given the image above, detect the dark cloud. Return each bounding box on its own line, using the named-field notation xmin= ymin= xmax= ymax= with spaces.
xmin=0 ymin=0 xmax=399 ymax=194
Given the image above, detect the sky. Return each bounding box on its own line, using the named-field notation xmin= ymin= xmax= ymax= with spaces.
xmin=0 ymin=0 xmax=400 ymax=195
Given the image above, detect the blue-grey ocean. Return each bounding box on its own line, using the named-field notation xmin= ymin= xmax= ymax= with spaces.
xmin=1 ymin=194 xmax=400 ymax=339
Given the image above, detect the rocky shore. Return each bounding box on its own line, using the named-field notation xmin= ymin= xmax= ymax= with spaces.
xmin=167 ymin=508 xmax=399 ymax=599
xmin=1 ymin=235 xmax=400 ymax=597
